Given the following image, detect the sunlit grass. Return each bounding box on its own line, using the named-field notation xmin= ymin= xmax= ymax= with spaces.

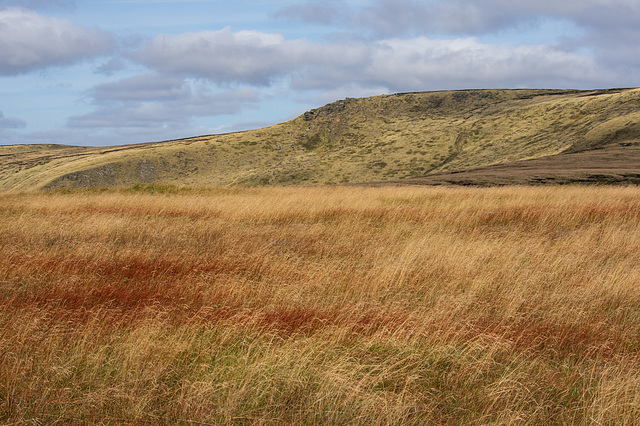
xmin=2 ymin=185 xmax=640 ymax=423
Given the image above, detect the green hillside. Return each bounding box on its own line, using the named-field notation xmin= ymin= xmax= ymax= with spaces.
xmin=1 ymin=88 xmax=640 ymax=191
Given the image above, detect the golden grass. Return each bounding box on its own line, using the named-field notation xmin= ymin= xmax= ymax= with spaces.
xmin=2 ymin=185 xmax=640 ymax=424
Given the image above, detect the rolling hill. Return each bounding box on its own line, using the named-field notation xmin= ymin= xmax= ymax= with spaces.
xmin=1 ymin=88 xmax=640 ymax=191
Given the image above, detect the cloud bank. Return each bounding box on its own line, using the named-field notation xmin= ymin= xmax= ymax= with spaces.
xmin=0 ymin=7 xmax=112 ymax=75
xmin=133 ymin=29 xmax=609 ymax=92
xmin=68 ymin=73 xmax=260 ymax=129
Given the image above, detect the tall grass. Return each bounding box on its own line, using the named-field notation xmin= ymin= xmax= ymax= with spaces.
xmin=2 ymin=185 xmax=640 ymax=424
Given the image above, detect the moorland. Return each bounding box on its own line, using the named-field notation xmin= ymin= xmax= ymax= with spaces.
xmin=2 ymin=185 xmax=640 ymax=424
xmin=2 ymin=88 xmax=640 ymax=424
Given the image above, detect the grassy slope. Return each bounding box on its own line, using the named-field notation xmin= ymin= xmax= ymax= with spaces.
xmin=1 ymin=88 xmax=640 ymax=190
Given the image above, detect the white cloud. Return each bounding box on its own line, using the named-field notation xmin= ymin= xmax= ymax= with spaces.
xmin=277 ymin=0 xmax=529 ymax=36
xmin=132 ymin=28 xmax=611 ymax=92
xmin=135 ymin=28 xmax=314 ymax=85
xmin=275 ymin=0 xmax=640 ymax=78
xmin=68 ymin=73 xmax=261 ymax=129
xmin=278 ymin=0 xmax=640 ymax=38
xmin=357 ymin=38 xmax=609 ymax=90
xmin=0 ymin=7 xmax=113 ymax=75
xmin=348 ymin=0 xmax=640 ymax=86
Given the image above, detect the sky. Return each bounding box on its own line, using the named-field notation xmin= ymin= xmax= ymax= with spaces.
xmin=1 ymin=0 xmax=639 ymax=146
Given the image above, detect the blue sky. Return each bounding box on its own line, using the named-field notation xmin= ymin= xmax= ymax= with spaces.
xmin=1 ymin=0 xmax=639 ymax=146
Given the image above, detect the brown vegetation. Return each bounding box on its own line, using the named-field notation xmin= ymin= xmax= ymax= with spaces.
xmin=380 ymin=143 xmax=640 ymax=186
xmin=2 ymin=185 xmax=640 ymax=423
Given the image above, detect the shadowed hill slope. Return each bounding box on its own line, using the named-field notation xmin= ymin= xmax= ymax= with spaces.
xmin=367 ymin=144 xmax=640 ymax=187
xmin=1 ymin=88 xmax=640 ymax=190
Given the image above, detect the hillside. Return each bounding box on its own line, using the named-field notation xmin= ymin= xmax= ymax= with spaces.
xmin=369 ymin=144 xmax=640 ymax=187
xmin=1 ymin=88 xmax=640 ymax=190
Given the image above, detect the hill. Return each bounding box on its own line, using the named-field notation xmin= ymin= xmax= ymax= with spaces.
xmin=1 ymin=88 xmax=640 ymax=190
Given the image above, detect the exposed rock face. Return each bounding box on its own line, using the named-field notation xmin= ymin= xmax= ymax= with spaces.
xmin=303 ymin=98 xmax=355 ymax=121
xmin=137 ymin=160 xmax=156 ymax=182
xmin=43 ymin=164 xmax=119 ymax=189
xmin=43 ymin=159 xmax=160 ymax=189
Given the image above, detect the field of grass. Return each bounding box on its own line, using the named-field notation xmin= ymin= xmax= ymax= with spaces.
xmin=2 ymin=185 xmax=640 ymax=424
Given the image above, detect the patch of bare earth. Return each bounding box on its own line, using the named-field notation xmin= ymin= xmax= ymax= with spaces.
xmin=388 ymin=143 xmax=640 ymax=186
